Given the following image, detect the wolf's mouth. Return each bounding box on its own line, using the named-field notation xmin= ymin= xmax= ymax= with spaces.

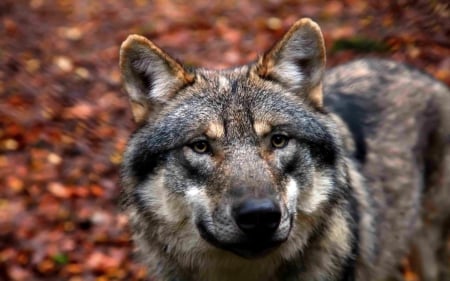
xmin=196 ymin=221 xmax=288 ymax=258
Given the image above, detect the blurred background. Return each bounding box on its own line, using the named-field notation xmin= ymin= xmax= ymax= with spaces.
xmin=0 ymin=0 xmax=449 ymax=280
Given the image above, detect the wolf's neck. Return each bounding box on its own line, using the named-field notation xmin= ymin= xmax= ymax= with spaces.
xmin=175 ymin=252 xmax=282 ymax=281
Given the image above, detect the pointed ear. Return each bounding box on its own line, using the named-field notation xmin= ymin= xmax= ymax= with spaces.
xmin=255 ymin=18 xmax=326 ymax=108
xmin=120 ymin=35 xmax=194 ymax=123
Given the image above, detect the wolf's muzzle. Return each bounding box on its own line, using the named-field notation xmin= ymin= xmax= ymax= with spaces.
xmin=196 ymin=197 xmax=287 ymax=259
xmin=232 ymin=198 xmax=281 ymax=238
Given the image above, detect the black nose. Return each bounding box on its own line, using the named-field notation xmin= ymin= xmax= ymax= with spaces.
xmin=233 ymin=198 xmax=281 ymax=237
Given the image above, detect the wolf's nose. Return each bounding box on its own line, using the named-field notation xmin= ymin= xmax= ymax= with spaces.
xmin=233 ymin=198 xmax=281 ymax=237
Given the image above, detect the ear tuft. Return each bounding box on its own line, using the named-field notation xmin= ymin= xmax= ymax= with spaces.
xmin=120 ymin=35 xmax=194 ymax=123
xmin=256 ymin=18 xmax=326 ymax=108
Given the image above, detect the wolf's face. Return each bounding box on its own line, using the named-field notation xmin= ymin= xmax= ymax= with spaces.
xmin=120 ymin=19 xmax=343 ymax=261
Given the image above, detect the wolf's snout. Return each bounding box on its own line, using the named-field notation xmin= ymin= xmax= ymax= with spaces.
xmin=232 ymin=198 xmax=281 ymax=237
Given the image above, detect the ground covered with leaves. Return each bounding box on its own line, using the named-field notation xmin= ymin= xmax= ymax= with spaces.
xmin=0 ymin=0 xmax=449 ymax=280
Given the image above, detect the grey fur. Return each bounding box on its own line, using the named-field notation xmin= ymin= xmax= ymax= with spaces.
xmin=119 ymin=19 xmax=450 ymax=281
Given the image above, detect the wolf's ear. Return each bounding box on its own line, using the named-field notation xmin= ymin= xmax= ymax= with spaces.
xmin=256 ymin=18 xmax=326 ymax=108
xmin=120 ymin=35 xmax=194 ymax=123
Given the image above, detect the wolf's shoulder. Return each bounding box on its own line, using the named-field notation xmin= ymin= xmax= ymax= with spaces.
xmin=323 ymin=58 xmax=449 ymax=163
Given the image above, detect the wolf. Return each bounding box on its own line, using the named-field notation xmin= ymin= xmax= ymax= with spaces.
xmin=118 ymin=18 xmax=450 ymax=281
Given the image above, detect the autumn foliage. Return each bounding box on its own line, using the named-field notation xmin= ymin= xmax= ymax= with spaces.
xmin=0 ymin=0 xmax=449 ymax=280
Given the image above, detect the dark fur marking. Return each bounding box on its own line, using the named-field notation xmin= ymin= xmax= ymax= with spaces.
xmin=324 ymin=94 xmax=369 ymax=163
xmin=418 ymin=98 xmax=441 ymax=191
xmin=130 ymin=149 xmax=166 ymax=182
xmin=338 ymin=182 xmax=360 ymax=281
xmin=126 ymin=127 xmax=171 ymax=182
xmin=230 ymin=79 xmax=238 ymax=96
xmin=305 ymin=137 xmax=338 ymax=166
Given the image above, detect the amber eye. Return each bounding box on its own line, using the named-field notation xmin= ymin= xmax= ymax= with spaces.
xmin=190 ymin=140 xmax=210 ymax=154
xmin=271 ymin=134 xmax=289 ymax=149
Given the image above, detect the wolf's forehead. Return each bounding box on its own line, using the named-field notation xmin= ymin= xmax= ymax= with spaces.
xmin=195 ymin=66 xmax=266 ymax=96
xmin=193 ymin=70 xmax=268 ymax=134
xmin=196 ymin=66 xmax=249 ymax=83
xmin=164 ymin=66 xmax=320 ymax=143
xmin=191 ymin=68 xmax=296 ymax=118
xmin=204 ymin=119 xmax=272 ymax=140
xmin=149 ymin=69 xmax=325 ymax=150
xmin=195 ymin=68 xmax=264 ymax=105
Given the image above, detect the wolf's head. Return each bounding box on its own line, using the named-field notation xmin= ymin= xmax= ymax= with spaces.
xmin=120 ymin=19 xmax=346 ymax=262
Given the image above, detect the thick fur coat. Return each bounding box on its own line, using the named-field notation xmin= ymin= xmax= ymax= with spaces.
xmin=119 ymin=19 xmax=450 ymax=281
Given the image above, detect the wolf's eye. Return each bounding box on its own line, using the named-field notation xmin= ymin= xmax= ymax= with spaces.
xmin=271 ymin=134 xmax=289 ymax=149
xmin=190 ymin=140 xmax=210 ymax=154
